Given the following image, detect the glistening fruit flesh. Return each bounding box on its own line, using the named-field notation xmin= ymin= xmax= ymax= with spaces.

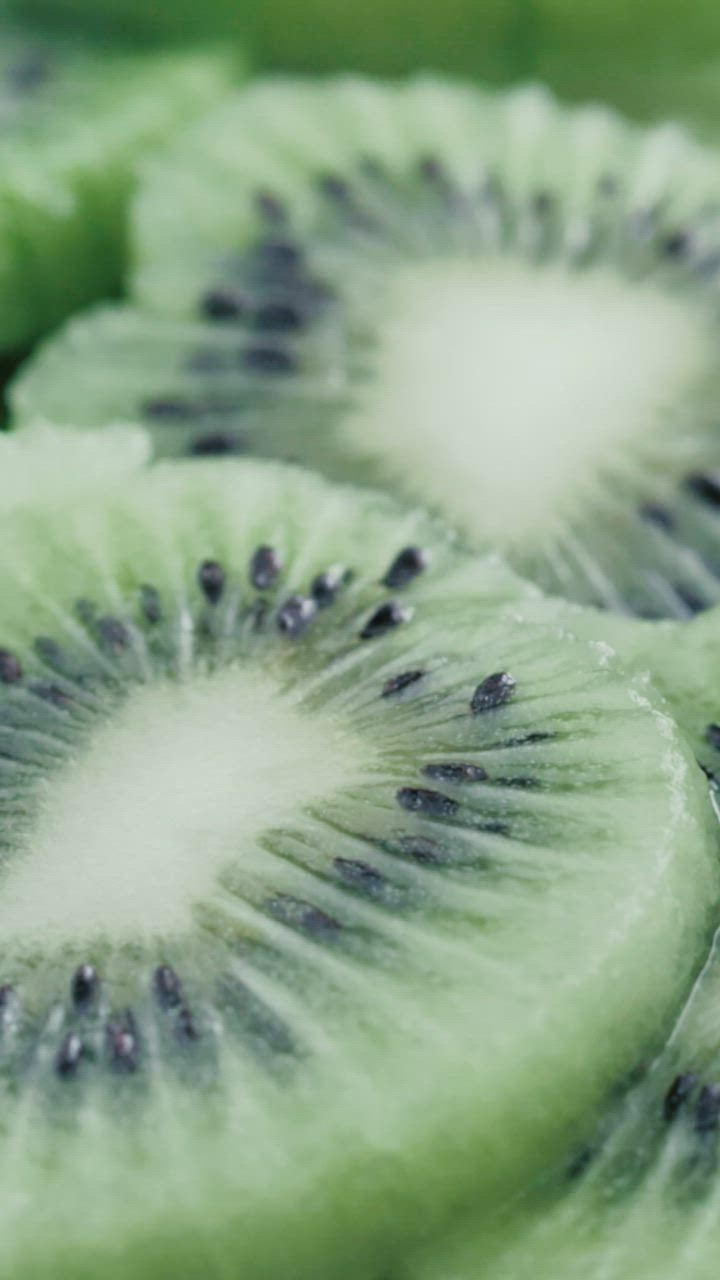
xmin=399 ymin=923 xmax=720 ymax=1280
xmin=47 ymin=76 xmax=720 ymax=618
xmin=0 ymin=440 xmax=714 ymax=1277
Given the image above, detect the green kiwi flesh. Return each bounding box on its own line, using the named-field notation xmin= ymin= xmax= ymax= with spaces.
xmin=398 ymin=923 xmax=720 ymax=1280
xmin=0 ymin=24 xmax=234 ymax=351
xmin=617 ymin=605 xmax=720 ymax=790
xmin=32 ymin=76 xmax=720 ymax=619
xmin=0 ymin=430 xmax=714 ymax=1276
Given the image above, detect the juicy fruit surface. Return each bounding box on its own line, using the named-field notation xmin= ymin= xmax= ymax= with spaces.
xmin=0 ymin=26 xmax=232 ymax=349
xmin=0 ymin=420 xmax=150 ymax=511
xmin=59 ymin=76 xmax=720 ymax=618
xmin=622 ymin=606 xmax=720 ymax=788
xmin=401 ymin=927 xmax=720 ymax=1280
xmin=0 ymin=454 xmax=714 ymax=1277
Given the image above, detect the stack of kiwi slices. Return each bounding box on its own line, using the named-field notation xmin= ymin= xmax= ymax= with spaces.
xmin=5 ymin=7 xmax=720 ymax=1278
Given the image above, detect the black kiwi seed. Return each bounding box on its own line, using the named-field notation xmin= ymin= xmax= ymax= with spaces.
xmin=154 ymin=964 xmax=182 ymax=1009
xmin=422 ymin=763 xmax=488 ymax=783
xmin=705 ymin=724 xmax=720 ymax=752
xmin=0 ymin=984 xmax=18 ymax=1028
xmin=142 ymin=397 xmax=207 ymax=421
xmin=197 ymin=560 xmax=225 ymax=606
xmin=701 ymin=763 xmax=720 ymax=789
xmin=31 ymin=682 xmax=72 ymax=709
xmin=360 ymin=601 xmax=412 ymax=640
xmin=253 ymin=301 xmax=306 ymax=332
xmin=276 ymin=594 xmax=317 ymax=637
xmin=396 ymin=787 xmax=459 ymax=818
xmin=201 ymin=287 xmax=249 ymax=321
xmin=0 ymin=649 xmax=22 ymax=684
xmin=176 ymin=1005 xmax=200 ymax=1041
xmin=381 ymin=670 xmax=425 ymax=698
xmin=505 ymin=731 xmax=552 ymax=747
xmin=317 ymin=172 xmax=353 ymax=202
xmin=96 ymin=617 xmax=131 ymax=653
xmin=471 ymin=672 xmax=517 ymax=714
xmin=695 ymin=1083 xmax=720 ymax=1135
xmin=382 ymin=546 xmax=428 ymax=589
xmin=395 ymin=835 xmax=444 ymax=864
xmin=243 ymin=345 xmax=298 ymax=375
xmin=255 ymin=189 xmax=288 ymax=224
xmin=74 ymin=599 xmax=97 ymax=627
xmin=251 ymin=238 xmax=304 ymax=275
xmin=663 ymin=230 xmax=691 ymax=259
xmin=249 ymin=545 xmax=282 ymax=591
xmin=33 ymin=637 xmax=65 ymax=667
xmin=674 ymin=583 xmax=705 ymax=616
xmin=418 ymin=154 xmax=451 ymax=189
xmin=663 ymin=1071 xmax=697 ymax=1121
xmin=56 ymin=1032 xmax=84 ymax=1078
xmin=266 ymin=894 xmax=342 ymax=937
xmin=72 ymin=964 xmax=98 ymax=1007
xmin=107 ymin=1020 xmax=139 ymax=1072
xmin=685 ymin=471 xmax=720 ymax=506
xmin=639 ymin=502 xmax=675 ymax=531
xmin=310 ymin=567 xmax=347 ymax=608
xmin=189 ymin=431 xmax=246 ymax=457
xmin=184 ymin=349 xmax=234 ymax=375
xmin=334 ymin=857 xmax=385 ymax=895
xmin=139 ymin=584 xmax=162 ymax=625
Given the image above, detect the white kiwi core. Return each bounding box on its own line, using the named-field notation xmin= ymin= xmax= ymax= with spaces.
xmin=0 ymin=667 xmax=368 ymax=947
xmin=339 ymin=257 xmax=713 ymax=546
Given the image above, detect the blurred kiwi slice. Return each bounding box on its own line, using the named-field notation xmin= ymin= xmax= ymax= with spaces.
xmin=0 ymin=23 xmax=234 ymax=352
xmin=29 ymin=77 xmax=720 ymax=618
xmin=0 ymin=430 xmax=714 ymax=1276
xmin=399 ymin=927 xmax=720 ymax=1280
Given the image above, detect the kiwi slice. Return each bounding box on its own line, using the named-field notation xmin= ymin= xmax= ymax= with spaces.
xmin=0 ymin=25 xmax=233 ymax=351
xmin=26 ymin=77 xmax=720 ymax=618
xmin=400 ymin=927 xmax=720 ymax=1280
xmin=0 ymin=433 xmax=714 ymax=1276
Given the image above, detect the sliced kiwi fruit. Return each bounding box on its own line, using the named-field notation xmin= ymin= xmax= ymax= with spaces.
xmin=0 ymin=432 xmax=713 ymax=1276
xmin=27 ymin=76 xmax=720 ymax=619
xmin=0 ymin=24 xmax=234 ymax=352
xmin=400 ymin=923 xmax=720 ymax=1280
